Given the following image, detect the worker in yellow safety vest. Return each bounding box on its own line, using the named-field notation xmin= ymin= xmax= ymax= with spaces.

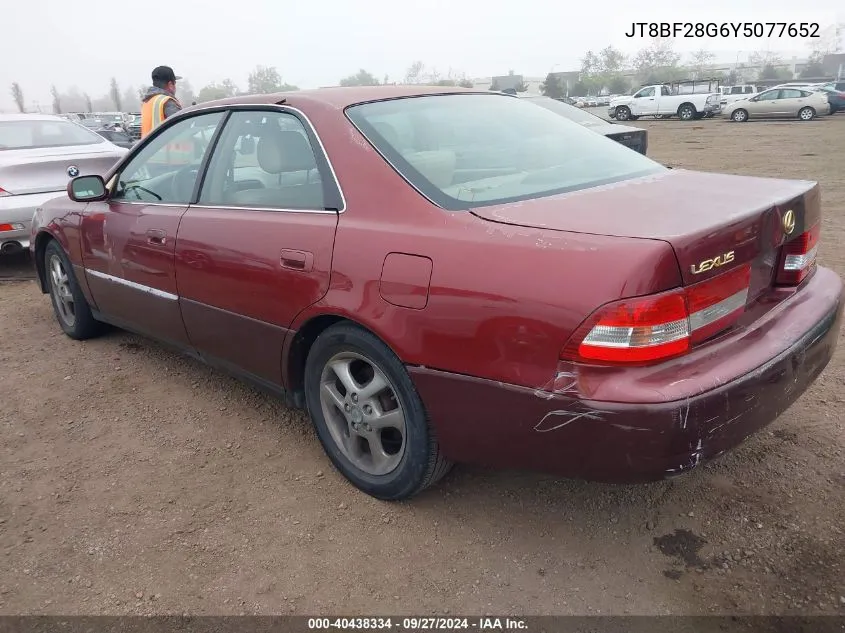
xmin=140 ymin=66 xmax=183 ymax=138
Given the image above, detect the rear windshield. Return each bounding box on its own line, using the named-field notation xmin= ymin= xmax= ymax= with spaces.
xmin=0 ymin=119 xmax=104 ymax=150
xmin=346 ymin=94 xmax=663 ymax=210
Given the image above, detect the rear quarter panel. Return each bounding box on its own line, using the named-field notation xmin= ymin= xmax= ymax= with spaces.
xmin=288 ymin=101 xmax=683 ymax=390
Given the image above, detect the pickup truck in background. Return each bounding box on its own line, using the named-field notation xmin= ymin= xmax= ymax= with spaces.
xmin=720 ymin=84 xmax=762 ymax=108
xmin=608 ymin=83 xmax=722 ymax=121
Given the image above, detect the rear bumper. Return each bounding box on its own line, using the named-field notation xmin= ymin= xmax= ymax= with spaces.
xmin=410 ymin=267 xmax=843 ymax=482
xmin=0 ymin=191 xmax=62 ymax=252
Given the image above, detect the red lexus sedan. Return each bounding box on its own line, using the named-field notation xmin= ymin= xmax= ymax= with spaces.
xmin=30 ymin=86 xmax=843 ymax=500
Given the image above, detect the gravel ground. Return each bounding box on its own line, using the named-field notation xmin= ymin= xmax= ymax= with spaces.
xmin=1 ymin=114 xmax=844 ymax=616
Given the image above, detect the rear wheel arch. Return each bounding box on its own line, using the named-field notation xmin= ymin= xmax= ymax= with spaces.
xmin=286 ymin=314 xmax=405 ymax=406
xmin=677 ymin=102 xmax=697 ymax=120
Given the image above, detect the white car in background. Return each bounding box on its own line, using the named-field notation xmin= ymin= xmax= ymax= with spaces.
xmin=722 ymin=86 xmax=830 ymax=122
xmin=0 ymin=114 xmax=126 ymax=255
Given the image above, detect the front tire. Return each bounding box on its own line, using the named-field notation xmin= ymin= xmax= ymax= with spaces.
xmin=44 ymin=240 xmax=103 ymax=340
xmin=304 ymin=323 xmax=452 ymax=500
xmin=798 ymin=106 xmax=815 ymax=121
xmin=731 ymin=109 xmax=749 ymax=122
xmin=615 ymin=106 xmax=631 ymax=121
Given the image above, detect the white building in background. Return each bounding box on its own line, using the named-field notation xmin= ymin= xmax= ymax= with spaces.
xmin=474 ymin=53 xmax=844 ymax=95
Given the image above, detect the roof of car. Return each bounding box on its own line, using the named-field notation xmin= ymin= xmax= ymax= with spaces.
xmin=183 ymin=85 xmax=485 ymax=113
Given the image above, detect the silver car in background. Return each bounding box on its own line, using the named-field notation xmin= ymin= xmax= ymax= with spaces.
xmin=722 ymin=87 xmax=831 ymax=122
xmin=0 ymin=114 xmax=126 ymax=254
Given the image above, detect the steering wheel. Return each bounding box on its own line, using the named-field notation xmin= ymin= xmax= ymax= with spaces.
xmin=170 ymin=165 xmax=200 ymax=201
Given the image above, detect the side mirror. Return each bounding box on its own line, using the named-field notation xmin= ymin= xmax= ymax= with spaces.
xmin=239 ymin=136 xmax=256 ymax=155
xmin=67 ymin=175 xmax=108 ymax=202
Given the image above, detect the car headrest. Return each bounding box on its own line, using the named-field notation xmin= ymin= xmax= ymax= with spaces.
xmin=403 ymin=150 xmax=456 ymax=189
xmin=371 ymin=121 xmax=400 ymax=148
xmin=256 ymin=129 xmax=318 ymax=175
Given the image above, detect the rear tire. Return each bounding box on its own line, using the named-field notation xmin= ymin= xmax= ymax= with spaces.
xmin=798 ymin=106 xmax=815 ymax=121
xmin=304 ymin=322 xmax=452 ymax=500
xmin=731 ymin=109 xmax=749 ymax=122
xmin=677 ymin=103 xmax=696 ymax=121
xmin=44 ymin=240 xmax=103 ymax=340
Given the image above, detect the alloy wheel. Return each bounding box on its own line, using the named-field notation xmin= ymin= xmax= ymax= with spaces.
xmin=49 ymin=254 xmax=75 ymax=328
xmin=319 ymin=351 xmax=406 ymax=476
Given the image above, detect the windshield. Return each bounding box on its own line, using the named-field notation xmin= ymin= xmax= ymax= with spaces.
xmin=346 ymin=94 xmax=663 ymax=210
xmin=525 ymin=97 xmax=606 ymax=126
xmin=0 ymin=119 xmax=105 ymax=150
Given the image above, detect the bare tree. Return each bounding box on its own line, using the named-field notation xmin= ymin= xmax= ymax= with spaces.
xmin=247 ymin=66 xmax=297 ymax=94
xmin=632 ymin=39 xmax=684 ymax=83
xmin=109 ymin=77 xmax=122 ymax=111
xmin=404 ymin=61 xmax=425 ymax=84
xmin=51 ymin=85 xmax=62 ymax=114
xmin=83 ymin=93 xmax=93 ymax=112
xmin=339 ymin=69 xmax=380 ymax=86
xmin=687 ymin=49 xmax=715 ymax=79
xmin=10 ymin=82 xmax=25 ymax=113
xmin=749 ymin=51 xmax=791 ymax=81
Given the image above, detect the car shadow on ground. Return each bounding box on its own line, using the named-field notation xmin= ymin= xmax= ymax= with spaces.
xmin=0 ymin=251 xmax=36 ymax=280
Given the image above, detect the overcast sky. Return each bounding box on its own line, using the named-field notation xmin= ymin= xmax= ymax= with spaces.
xmin=1 ymin=0 xmax=842 ymax=111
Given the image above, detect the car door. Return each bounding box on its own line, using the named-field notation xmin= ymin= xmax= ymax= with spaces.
xmin=631 ymin=87 xmax=656 ymax=115
xmin=79 ymin=111 xmax=226 ymax=346
xmin=174 ymin=107 xmax=344 ymax=387
xmin=748 ymin=89 xmax=780 ymax=117
xmin=773 ymin=89 xmax=804 ymax=116
xmin=654 ymin=85 xmax=673 ymax=114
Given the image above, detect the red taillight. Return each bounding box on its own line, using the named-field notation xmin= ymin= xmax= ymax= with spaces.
xmin=0 ymin=186 xmax=9 ymax=197
xmin=776 ymin=224 xmax=819 ymax=286
xmin=561 ymin=264 xmax=751 ymax=365
xmin=0 ymin=223 xmax=25 ymax=232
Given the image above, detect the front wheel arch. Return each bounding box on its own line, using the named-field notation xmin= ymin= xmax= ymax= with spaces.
xmin=33 ymin=231 xmax=55 ymax=293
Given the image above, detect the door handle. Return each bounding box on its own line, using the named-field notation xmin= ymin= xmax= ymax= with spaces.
xmin=280 ymin=249 xmax=313 ymax=272
xmin=146 ymin=229 xmax=167 ymax=246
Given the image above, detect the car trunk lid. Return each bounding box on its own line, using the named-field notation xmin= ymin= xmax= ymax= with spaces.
xmin=470 ymin=168 xmax=820 ymax=303
xmin=0 ymin=144 xmax=125 ymax=195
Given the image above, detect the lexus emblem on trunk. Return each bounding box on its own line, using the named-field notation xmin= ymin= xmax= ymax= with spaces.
xmin=782 ymin=209 xmax=796 ymax=235
xmin=67 ymin=165 xmax=79 ymax=177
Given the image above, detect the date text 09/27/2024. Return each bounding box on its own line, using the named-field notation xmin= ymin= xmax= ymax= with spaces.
xmin=624 ymin=22 xmax=821 ymax=38
xmin=307 ymin=617 xmax=528 ymax=630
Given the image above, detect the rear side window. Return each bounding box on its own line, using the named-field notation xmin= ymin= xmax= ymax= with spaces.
xmin=199 ymin=110 xmax=327 ymax=211
xmin=347 ymin=94 xmax=663 ymax=211
xmin=0 ymin=119 xmax=104 ymax=150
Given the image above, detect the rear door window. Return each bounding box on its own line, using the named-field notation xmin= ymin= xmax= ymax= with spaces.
xmin=199 ymin=110 xmax=338 ymax=211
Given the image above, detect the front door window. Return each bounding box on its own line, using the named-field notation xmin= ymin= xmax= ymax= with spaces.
xmin=111 ymin=112 xmax=224 ymax=204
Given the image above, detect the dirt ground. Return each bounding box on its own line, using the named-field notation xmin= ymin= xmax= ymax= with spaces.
xmin=1 ymin=115 xmax=844 ymax=617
